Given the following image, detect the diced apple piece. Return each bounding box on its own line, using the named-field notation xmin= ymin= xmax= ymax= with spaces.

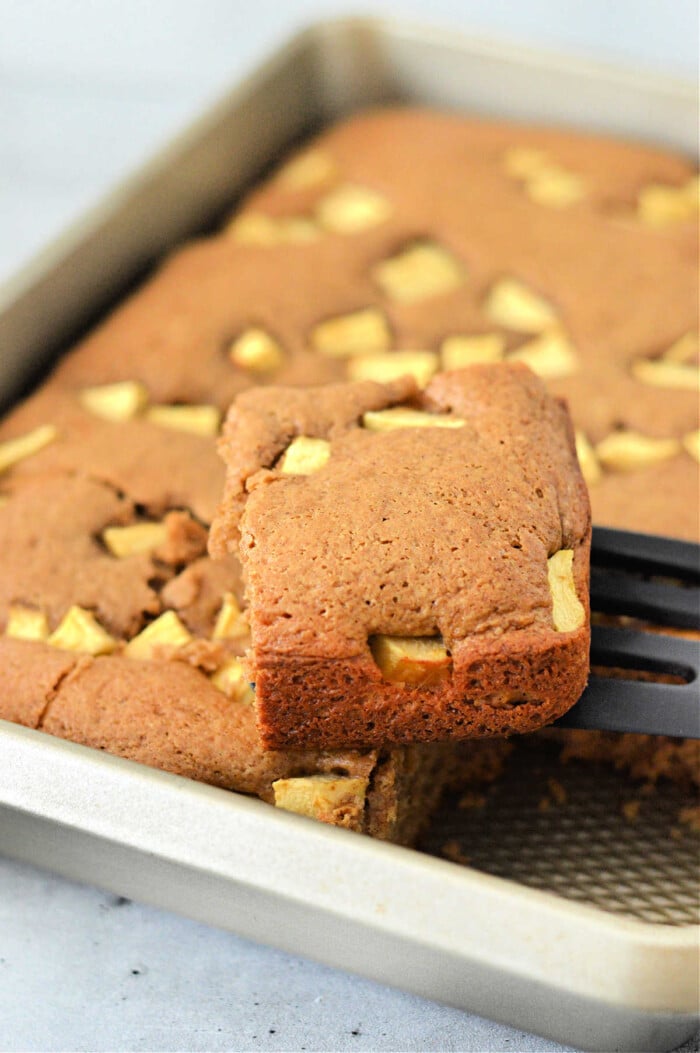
xmin=5 ymin=605 xmax=49 ymax=641
xmin=664 ymin=332 xmax=698 ymax=365
xmin=210 ymin=658 xmax=254 ymax=703
xmin=362 ymin=408 xmax=466 ymax=432
xmin=0 ymin=425 xmax=58 ymax=475
xmin=272 ymin=774 xmax=369 ymax=822
xmin=683 ymin=430 xmax=700 ymax=462
xmin=484 ymin=278 xmax=558 ymax=333
xmin=504 ymin=148 xmax=584 ymax=206
xmin=79 ymin=380 xmax=148 ymax=421
xmin=145 ymin=404 xmax=220 ymax=437
xmin=212 ymin=593 xmax=248 ymax=640
xmin=509 ymin=329 xmax=579 ymax=378
xmin=229 ymin=328 xmax=284 ymax=374
xmin=346 ymin=350 xmax=438 ymax=388
xmin=370 ymin=634 xmax=451 ymax=685
xmin=547 ymin=550 xmax=585 ymax=632
xmin=227 ymin=214 xmax=279 ymax=243
xmin=638 ymin=179 xmax=699 ymax=226
xmin=631 ymin=358 xmax=698 ymax=390
xmin=372 ymin=242 xmax=465 ymax=303
xmin=316 ymin=184 xmax=392 ymax=233
xmin=310 ymin=307 xmax=391 ymax=357
xmin=441 ymin=333 xmax=505 ymax=370
xmin=102 ymin=522 xmax=168 ymax=558
xmin=48 ymin=606 xmax=118 ymax=655
xmin=275 ymin=149 xmax=337 ymax=190
xmin=279 ymin=437 xmax=331 ymax=476
xmin=275 ymin=217 xmax=321 ymax=243
xmin=228 ymin=212 xmax=320 ymax=245
xmin=525 ymin=167 xmax=585 ymax=207
xmin=574 ymin=430 xmax=602 ymax=486
xmin=503 ymin=147 xmax=549 ymax=178
xmin=124 ymin=610 xmax=192 ymax=660
xmin=596 ymin=431 xmax=681 ymax=472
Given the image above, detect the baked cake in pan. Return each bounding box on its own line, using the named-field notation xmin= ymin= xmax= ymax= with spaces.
xmin=0 ymin=107 xmax=697 ymax=830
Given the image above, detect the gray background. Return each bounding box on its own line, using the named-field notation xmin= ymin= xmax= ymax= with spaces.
xmin=0 ymin=2 xmax=698 ymax=1050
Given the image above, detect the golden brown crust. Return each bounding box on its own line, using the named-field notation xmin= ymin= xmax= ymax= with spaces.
xmin=254 ymin=636 xmax=590 ymax=749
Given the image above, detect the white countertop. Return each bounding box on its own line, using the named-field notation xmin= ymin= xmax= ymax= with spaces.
xmin=0 ymin=2 xmax=698 ymax=1050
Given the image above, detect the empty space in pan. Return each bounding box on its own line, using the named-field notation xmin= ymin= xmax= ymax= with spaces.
xmin=422 ymin=736 xmax=699 ymax=926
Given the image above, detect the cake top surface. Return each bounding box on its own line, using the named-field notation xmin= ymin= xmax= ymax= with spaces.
xmin=212 ymin=363 xmax=590 ymax=659
xmin=2 ymin=105 xmax=697 ymax=538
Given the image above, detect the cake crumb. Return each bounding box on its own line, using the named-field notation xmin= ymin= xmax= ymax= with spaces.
xmin=547 ymin=777 xmax=567 ymax=805
xmin=678 ymin=805 xmax=700 ymax=832
xmin=622 ymin=800 xmax=641 ymax=822
xmin=441 ymin=839 xmax=471 ymax=866
xmin=458 ymin=790 xmax=487 ymax=810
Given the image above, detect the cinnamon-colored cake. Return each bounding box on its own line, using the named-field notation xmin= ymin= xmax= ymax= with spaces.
xmin=0 ymin=107 xmax=696 ymax=824
xmin=211 ymin=366 xmax=591 ymax=749
xmin=28 ymin=108 xmax=694 ymax=536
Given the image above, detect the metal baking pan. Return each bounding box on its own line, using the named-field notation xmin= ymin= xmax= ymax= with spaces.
xmin=0 ymin=17 xmax=697 ymax=1053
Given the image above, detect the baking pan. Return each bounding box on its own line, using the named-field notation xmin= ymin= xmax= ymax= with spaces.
xmin=0 ymin=17 xmax=697 ymax=1052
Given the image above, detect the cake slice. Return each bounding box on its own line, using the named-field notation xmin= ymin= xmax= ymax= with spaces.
xmin=0 ymin=636 xmax=455 ymax=844
xmin=0 ymin=462 xmax=454 ymax=844
xmin=211 ymin=363 xmax=591 ymax=749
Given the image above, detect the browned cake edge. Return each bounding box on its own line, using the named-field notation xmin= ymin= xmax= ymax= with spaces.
xmin=255 ymin=620 xmax=590 ymax=749
xmin=0 ymin=637 xmax=459 ymax=842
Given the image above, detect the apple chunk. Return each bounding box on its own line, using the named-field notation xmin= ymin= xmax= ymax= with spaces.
xmin=370 ymin=634 xmax=451 ymax=685
xmin=272 ymin=774 xmax=368 ymax=823
xmin=547 ymin=550 xmax=585 ymax=632
xmin=279 ymin=437 xmax=331 ymax=476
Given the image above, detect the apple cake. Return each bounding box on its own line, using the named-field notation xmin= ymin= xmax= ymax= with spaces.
xmin=210 ymin=365 xmax=591 ymax=749
xmin=0 ymin=106 xmax=696 ymax=824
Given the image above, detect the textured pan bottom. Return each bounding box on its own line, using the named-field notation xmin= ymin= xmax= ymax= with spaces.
xmin=422 ymin=738 xmax=699 ymax=926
